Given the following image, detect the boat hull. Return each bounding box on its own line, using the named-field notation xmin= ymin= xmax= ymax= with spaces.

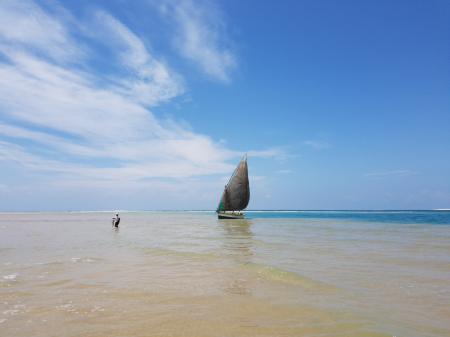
xmin=217 ymin=212 xmax=245 ymax=219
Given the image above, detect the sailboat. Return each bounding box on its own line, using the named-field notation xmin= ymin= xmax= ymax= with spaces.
xmin=216 ymin=155 xmax=250 ymax=219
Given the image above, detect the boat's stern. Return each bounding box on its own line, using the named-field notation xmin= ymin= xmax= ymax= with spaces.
xmin=217 ymin=212 xmax=245 ymax=220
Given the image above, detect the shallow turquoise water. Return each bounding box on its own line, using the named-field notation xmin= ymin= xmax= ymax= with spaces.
xmin=0 ymin=211 xmax=449 ymax=337
xmin=244 ymin=210 xmax=450 ymax=224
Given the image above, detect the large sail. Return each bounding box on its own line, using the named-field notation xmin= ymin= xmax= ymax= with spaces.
xmin=217 ymin=156 xmax=250 ymax=212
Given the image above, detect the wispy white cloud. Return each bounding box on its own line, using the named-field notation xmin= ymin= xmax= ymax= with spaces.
xmin=159 ymin=0 xmax=236 ymax=82
xmin=0 ymin=0 xmax=241 ymax=186
xmin=92 ymin=10 xmax=184 ymax=106
xmin=364 ymin=170 xmax=418 ymax=177
xmin=247 ymin=147 xmax=289 ymax=160
xmin=0 ymin=1 xmax=285 ymax=211
xmin=0 ymin=0 xmax=82 ymax=62
xmin=277 ymin=169 xmax=292 ymax=174
xmin=303 ymin=140 xmax=331 ymax=150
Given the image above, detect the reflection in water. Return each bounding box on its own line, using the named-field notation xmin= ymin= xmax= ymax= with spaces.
xmin=221 ymin=219 xmax=253 ymax=262
xmin=220 ymin=219 xmax=253 ymax=295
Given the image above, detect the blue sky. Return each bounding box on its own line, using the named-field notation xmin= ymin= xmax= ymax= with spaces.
xmin=0 ymin=0 xmax=449 ymax=211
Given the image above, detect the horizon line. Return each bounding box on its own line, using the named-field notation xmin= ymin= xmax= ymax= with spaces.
xmin=0 ymin=209 xmax=449 ymax=213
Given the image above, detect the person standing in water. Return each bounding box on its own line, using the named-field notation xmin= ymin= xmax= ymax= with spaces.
xmin=112 ymin=213 xmax=120 ymax=227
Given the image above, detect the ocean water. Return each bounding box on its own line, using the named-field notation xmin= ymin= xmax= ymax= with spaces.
xmin=0 ymin=211 xmax=449 ymax=337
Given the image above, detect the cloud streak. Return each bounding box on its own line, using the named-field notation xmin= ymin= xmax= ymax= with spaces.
xmin=303 ymin=140 xmax=331 ymax=150
xmin=160 ymin=0 xmax=236 ymax=82
xmin=92 ymin=10 xmax=184 ymax=106
xmin=364 ymin=170 xmax=418 ymax=177
xmin=0 ymin=0 xmax=82 ymax=62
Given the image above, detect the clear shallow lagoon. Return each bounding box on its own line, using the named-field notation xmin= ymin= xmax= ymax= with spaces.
xmin=1 ymin=211 xmax=449 ymax=337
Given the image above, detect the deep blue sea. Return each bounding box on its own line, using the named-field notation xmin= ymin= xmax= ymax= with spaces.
xmin=242 ymin=210 xmax=450 ymax=224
